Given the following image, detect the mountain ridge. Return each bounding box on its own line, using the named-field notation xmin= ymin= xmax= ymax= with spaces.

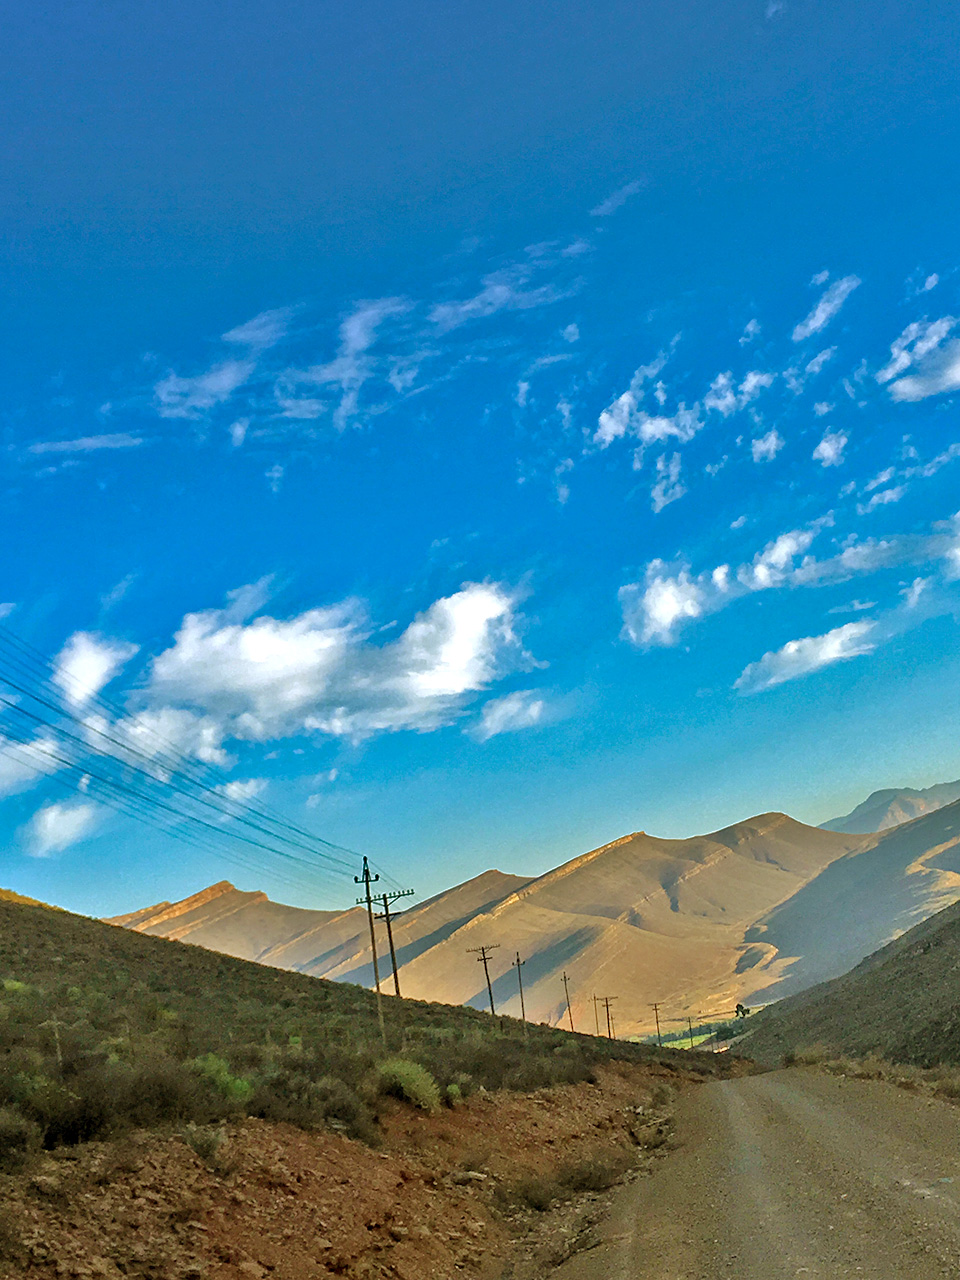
xmin=822 ymin=778 xmax=960 ymax=834
xmin=106 ymin=804 xmax=960 ymax=1037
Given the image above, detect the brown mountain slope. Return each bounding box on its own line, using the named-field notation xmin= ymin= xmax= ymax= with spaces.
xmin=395 ymin=814 xmax=868 ymax=1033
xmin=110 ymin=803 xmax=960 ymax=1038
xmin=740 ymin=889 xmax=960 ymax=1069
xmin=821 ymin=778 xmax=960 ymax=833
xmin=107 ymin=869 xmax=533 ymax=978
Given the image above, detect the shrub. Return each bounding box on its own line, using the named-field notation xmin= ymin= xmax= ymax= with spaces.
xmin=0 ymin=1106 xmax=40 ymax=1171
xmin=444 ymin=1083 xmax=462 ymax=1108
xmin=191 ymin=1054 xmax=254 ymax=1103
xmin=495 ymin=1172 xmax=560 ymax=1213
xmin=377 ymin=1058 xmax=441 ymax=1113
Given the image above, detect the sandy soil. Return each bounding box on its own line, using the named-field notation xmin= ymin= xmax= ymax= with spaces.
xmin=556 ymin=1066 xmax=960 ymax=1279
xmin=0 ymin=1058 xmax=721 ymax=1280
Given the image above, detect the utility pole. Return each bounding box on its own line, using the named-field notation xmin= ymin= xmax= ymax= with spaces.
xmin=468 ymin=944 xmax=501 ymax=1015
xmin=600 ymin=996 xmax=617 ymax=1039
xmin=687 ymin=1015 xmax=696 ymax=1051
xmin=561 ymin=971 xmax=575 ymax=1033
xmin=592 ymin=993 xmax=601 ymax=1036
xmin=375 ymin=888 xmax=415 ymax=997
xmin=651 ymin=1002 xmax=663 ymax=1049
xmin=355 ymin=856 xmax=386 ymax=1045
xmin=514 ymin=952 xmax=527 ymax=1034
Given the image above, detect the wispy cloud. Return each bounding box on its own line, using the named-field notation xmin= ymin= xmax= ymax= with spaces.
xmin=735 ymin=621 xmax=875 ymax=693
xmin=28 ymin=434 xmax=144 ymax=454
xmin=590 ymin=180 xmax=643 ymax=218
xmin=791 ymin=275 xmax=861 ymax=342
xmin=53 ymin=632 xmax=139 ymax=708
xmin=470 ymin=689 xmax=546 ymax=741
xmin=155 ymin=360 xmax=254 ymax=419
xmin=26 ymin=800 xmax=101 ymax=857
xmin=651 ymin=452 xmax=686 ymax=512
xmin=620 ymin=513 xmax=960 ymax=646
xmin=222 ymin=307 xmax=293 ymax=350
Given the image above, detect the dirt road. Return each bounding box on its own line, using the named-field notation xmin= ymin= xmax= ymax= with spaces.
xmin=557 ymin=1068 xmax=960 ymax=1280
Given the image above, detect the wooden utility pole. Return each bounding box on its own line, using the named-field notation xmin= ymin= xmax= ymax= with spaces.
xmin=600 ymin=996 xmax=617 ymax=1040
xmin=592 ymin=993 xmax=601 ymax=1036
xmin=355 ymin=857 xmax=386 ymax=1044
xmin=687 ymin=1015 xmax=696 ymax=1050
xmin=468 ymin=944 xmax=501 ymax=1015
xmin=514 ymin=952 xmax=527 ymax=1034
xmin=375 ymin=888 xmax=415 ymax=997
xmin=562 ymin=971 xmax=575 ymax=1033
xmin=651 ymin=1002 xmax=663 ymax=1048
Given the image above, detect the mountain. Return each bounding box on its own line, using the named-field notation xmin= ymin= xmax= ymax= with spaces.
xmin=110 ymin=803 xmax=960 ymax=1037
xmin=821 ymin=778 xmax=960 ymax=833
xmin=740 ymin=889 xmax=960 ymax=1069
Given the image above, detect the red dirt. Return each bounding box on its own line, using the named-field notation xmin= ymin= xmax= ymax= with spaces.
xmin=0 ymin=1059 xmax=734 ymax=1280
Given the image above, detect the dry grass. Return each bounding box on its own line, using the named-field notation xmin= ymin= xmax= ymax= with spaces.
xmin=789 ymin=1045 xmax=960 ymax=1102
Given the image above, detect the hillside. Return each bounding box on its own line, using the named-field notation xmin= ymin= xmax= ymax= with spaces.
xmin=740 ymin=892 xmax=960 ymax=1069
xmin=109 ymin=803 xmax=960 ymax=1038
xmin=0 ymin=893 xmax=696 ymax=1160
xmin=822 ymin=778 xmax=960 ymax=833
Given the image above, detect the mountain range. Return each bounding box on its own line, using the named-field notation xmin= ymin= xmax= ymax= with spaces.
xmin=110 ymin=793 xmax=960 ymax=1038
xmin=821 ymin=778 xmax=960 ymax=834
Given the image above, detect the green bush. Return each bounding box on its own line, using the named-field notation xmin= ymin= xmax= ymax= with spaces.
xmin=377 ymin=1058 xmax=441 ymax=1113
xmin=0 ymin=1106 xmax=40 ymax=1170
xmin=191 ymin=1054 xmax=254 ymax=1103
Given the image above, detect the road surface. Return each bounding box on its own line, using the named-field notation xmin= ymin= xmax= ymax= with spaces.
xmin=557 ymin=1068 xmax=960 ymax=1279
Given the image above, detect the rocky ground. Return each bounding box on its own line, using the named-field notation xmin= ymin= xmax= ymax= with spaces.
xmin=0 ymin=1056 xmax=739 ymax=1280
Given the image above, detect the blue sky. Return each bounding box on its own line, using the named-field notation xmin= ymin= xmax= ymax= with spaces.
xmin=4 ymin=0 xmax=960 ymax=916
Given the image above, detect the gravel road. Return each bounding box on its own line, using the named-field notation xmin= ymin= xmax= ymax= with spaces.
xmin=556 ymin=1067 xmax=960 ymax=1279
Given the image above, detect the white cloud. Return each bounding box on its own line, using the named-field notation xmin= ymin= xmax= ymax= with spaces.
xmin=562 ymin=323 xmax=580 ymax=343
xmin=218 ymin=778 xmax=268 ymax=802
xmin=28 ymin=434 xmax=144 ymax=454
xmin=0 ymin=735 xmax=62 ymax=798
xmin=112 ymin=707 xmax=231 ymax=767
xmin=735 ymin=622 xmax=875 ymax=694
xmin=620 ymin=566 xmax=707 ymax=645
xmin=430 ymin=256 xmax=570 ymax=332
xmin=651 ymin=453 xmax=686 ymax=512
xmin=280 ymin=297 xmax=410 ymax=430
xmin=813 ymin=401 xmax=833 ymax=416
xmin=901 ymin=577 xmax=929 ymax=609
xmin=155 ymin=360 xmax=254 ymax=419
xmin=792 ymin=275 xmax=861 ymax=342
xmin=889 ymin=339 xmax=960 ymax=403
xmin=619 ymin=512 xmax=960 ymax=647
xmin=739 ymin=319 xmax=761 ymax=346
xmin=704 ymin=370 xmax=774 ymax=418
xmin=470 ymin=690 xmax=545 ymax=741
xmin=923 ymin=274 xmax=940 ymax=292
xmin=877 ymin=316 xmax=956 ymax=385
xmin=590 ymin=180 xmax=643 ymax=217
xmin=53 ymin=632 xmax=139 ymax=708
xmin=147 ymin=581 xmax=528 ymax=743
xmin=27 ymin=800 xmax=100 ymax=857
xmin=812 ymin=430 xmax=847 ymax=467
xmin=222 ymin=307 xmax=292 ymax=350
xmin=594 ymin=349 xmax=693 ymax=447
xmin=857 ymin=486 xmax=905 ymax=515
xmin=751 ymin=429 xmax=784 ymax=462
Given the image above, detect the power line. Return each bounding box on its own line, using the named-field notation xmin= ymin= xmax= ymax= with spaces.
xmin=467 ymin=944 xmax=500 ymax=1015
xmin=0 ymin=623 xmax=404 ymax=894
